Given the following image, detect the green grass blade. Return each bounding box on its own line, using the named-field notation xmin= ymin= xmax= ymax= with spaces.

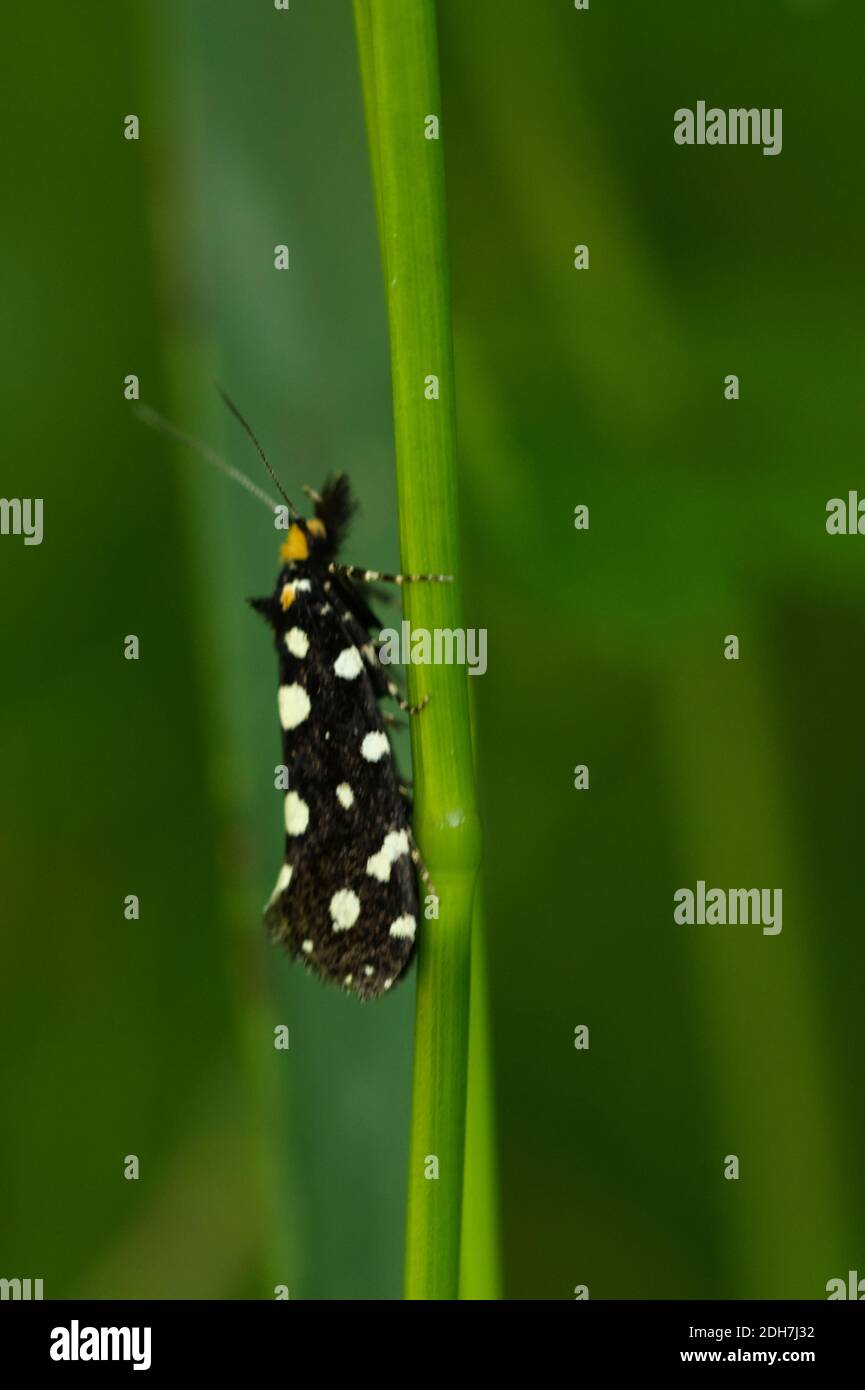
xmin=459 ymin=893 xmax=503 ymax=1299
xmin=353 ymin=0 xmax=483 ymax=1301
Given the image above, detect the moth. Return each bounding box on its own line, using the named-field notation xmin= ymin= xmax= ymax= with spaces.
xmin=140 ymin=393 xmax=449 ymax=999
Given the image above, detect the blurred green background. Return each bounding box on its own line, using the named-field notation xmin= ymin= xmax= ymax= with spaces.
xmin=1 ymin=0 xmax=863 ymax=1300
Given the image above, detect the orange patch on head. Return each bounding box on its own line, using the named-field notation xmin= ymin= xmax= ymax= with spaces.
xmin=307 ymin=518 xmax=326 ymax=538
xmin=280 ymin=523 xmax=309 ymax=564
xmin=280 ymin=584 xmax=296 ymax=611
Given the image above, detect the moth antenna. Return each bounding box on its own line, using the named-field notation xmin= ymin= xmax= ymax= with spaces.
xmin=217 ymin=387 xmax=300 ymax=518
xmin=135 ymin=404 xmax=280 ymax=514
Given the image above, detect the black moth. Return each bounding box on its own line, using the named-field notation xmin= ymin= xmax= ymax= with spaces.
xmin=253 ymin=476 xmax=439 ymax=1000
xmin=140 ymin=393 xmax=448 ymax=1000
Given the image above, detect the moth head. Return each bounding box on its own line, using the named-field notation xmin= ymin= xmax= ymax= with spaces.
xmin=279 ymin=517 xmax=327 ymax=566
xmin=279 ymin=477 xmax=354 ymax=565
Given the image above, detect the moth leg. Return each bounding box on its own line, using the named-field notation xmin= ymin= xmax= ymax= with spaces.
xmin=332 ymin=604 xmax=419 ymax=711
xmin=408 ymin=832 xmax=437 ymax=900
xmin=381 ymin=711 xmax=408 ymax=731
xmin=386 ymin=678 xmax=429 ymax=716
xmin=328 ymin=562 xmax=453 ymax=585
xmin=357 ymin=639 xmax=393 ymax=701
xmin=302 ymin=484 xmax=323 ymax=504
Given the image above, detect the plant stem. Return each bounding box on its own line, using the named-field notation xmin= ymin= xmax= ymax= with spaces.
xmin=353 ymin=0 xmax=482 ymax=1301
xmin=459 ymin=894 xmax=503 ymax=1299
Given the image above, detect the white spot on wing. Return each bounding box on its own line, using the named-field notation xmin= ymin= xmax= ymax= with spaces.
xmin=301 ymin=939 xmax=314 ymax=954
xmin=336 ymin=782 xmax=355 ymax=809
xmin=284 ymin=792 xmax=309 ymax=835
xmin=361 ymin=730 xmax=390 ymax=762
xmin=366 ymin=852 xmax=389 ymax=881
xmin=364 ymin=965 xmax=374 ymax=977
xmin=389 ymin=914 xmax=416 ymax=941
xmin=385 ymin=829 xmax=409 ymax=858
xmin=285 ymin=628 xmax=309 ymax=658
xmin=267 ymin=863 xmax=293 ymax=904
xmin=279 ymin=683 xmax=311 ymax=730
xmin=330 ymin=889 xmax=361 ymax=931
xmin=293 ymin=579 xmax=312 ymax=592
xmin=334 ymin=645 xmax=363 ymax=680
xmin=366 ymin=829 xmax=409 ymax=882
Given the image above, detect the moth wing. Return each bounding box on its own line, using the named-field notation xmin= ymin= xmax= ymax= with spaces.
xmin=263 ymin=579 xmax=418 ymax=1000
